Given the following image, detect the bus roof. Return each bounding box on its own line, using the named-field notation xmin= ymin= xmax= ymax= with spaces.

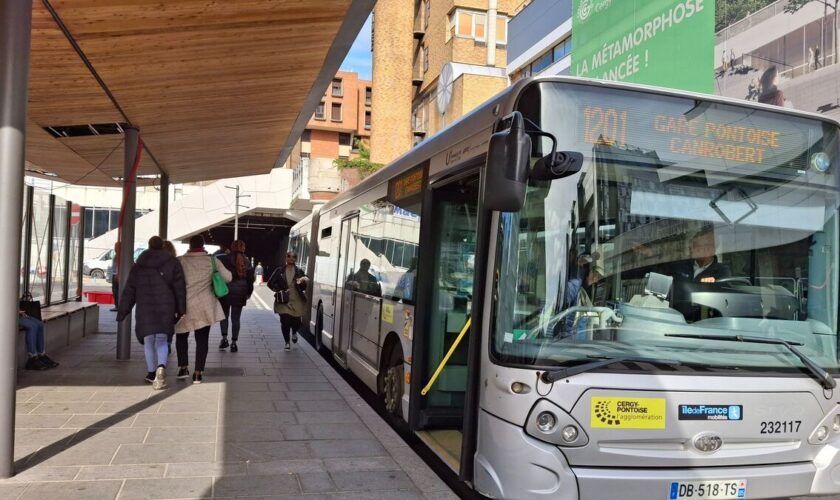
xmin=293 ymin=76 xmax=840 ymax=233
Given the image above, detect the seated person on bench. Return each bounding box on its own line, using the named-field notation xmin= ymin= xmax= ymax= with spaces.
xmin=18 ymin=310 xmax=59 ymax=370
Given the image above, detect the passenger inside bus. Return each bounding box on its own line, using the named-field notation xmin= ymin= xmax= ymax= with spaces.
xmin=347 ymin=258 xmax=382 ymax=296
xmin=395 ymin=257 xmax=417 ymax=302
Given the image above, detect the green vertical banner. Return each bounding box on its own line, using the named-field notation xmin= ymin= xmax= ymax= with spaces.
xmin=572 ymin=0 xmax=714 ymax=93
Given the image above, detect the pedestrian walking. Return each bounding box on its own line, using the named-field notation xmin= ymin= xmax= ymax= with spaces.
xmin=109 ymin=241 xmax=120 ymax=312
xmin=174 ymin=235 xmax=232 ymax=383
xmin=218 ymin=240 xmax=254 ymax=352
xmin=268 ymin=251 xmax=309 ymax=351
xmin=254 ymin=262 xmax=264 ymax=286
xmin=116 ymin=236 xmax=186 ymax=389
xmin=815 ymin=45 xmax=822 ymax=69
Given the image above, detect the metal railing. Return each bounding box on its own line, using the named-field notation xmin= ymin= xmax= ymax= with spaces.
xmin=716 ymin=0 xmax=792 ymax=43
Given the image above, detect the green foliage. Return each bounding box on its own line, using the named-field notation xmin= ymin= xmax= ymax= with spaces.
xmin=716 ymin=0 xmax=779 ymax=32
xmin=784 ymin=0 xmax=837 ymax=14
xmin=333 ymin=139 xmax=383 ymax=174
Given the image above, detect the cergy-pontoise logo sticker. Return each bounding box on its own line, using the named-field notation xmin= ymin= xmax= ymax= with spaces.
xmin=576 ymin=0 xmax=614 ymax=23
xmin=679 ymin=405 xmax=743 ymax=421
xmin=591 ymin=397 xmax=666 ymax=429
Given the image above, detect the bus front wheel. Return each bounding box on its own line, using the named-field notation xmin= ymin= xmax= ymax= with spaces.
xmin=382 ymin=343 xmax=404 ymax=418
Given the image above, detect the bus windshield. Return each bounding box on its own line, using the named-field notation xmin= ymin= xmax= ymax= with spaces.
xmin=492 ymin=81 xmax=840 ymax=376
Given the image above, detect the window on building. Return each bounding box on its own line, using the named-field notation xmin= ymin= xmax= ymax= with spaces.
xmin=495 ymin=17 xmax=507 ymax=44
xmin=331 ymin=78 xmax=343 ymax=97
xmin=365 ymin=111 xmax=371 ymax=129
xmin=424 ymin=0 xmax=430 ymax=29
xmin=315 ymin=102 xmax=325 ymax=120
xmin=423 ymin=44 xmax=429 ymax=73
xmin=474 ymin=13 xmax=486 ymax=41
xmin=331 ymin=102 xmax=342 ymax=121
xmin=365 ymin=87 xmax=372 ymax=106
xmin=301 ymin=129 xmax=311 ymax=142
xmin=531 ymin=51 xmax=554 ymax=74
xmin=457 ymin=11 xmax=472 ymax=37
xmin=338 ymin=132 xmax=352 ymax=146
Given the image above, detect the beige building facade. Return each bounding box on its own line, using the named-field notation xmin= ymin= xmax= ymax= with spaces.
xmin=287 ymin=71 xmax=373 ymax=210
xmin=370 ymin=0 xmax=518 ymax=165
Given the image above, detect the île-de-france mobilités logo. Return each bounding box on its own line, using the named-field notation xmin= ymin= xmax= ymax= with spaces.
xmin=577 ymin=0 xmax=614 ymax=23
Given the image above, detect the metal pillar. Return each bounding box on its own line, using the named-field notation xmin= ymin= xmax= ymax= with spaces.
xmin=158 ymin=174 xmax=169 ymax=240
xmin=22 ymin=185 xmax=34 ymax=296
xmin=116 ymin=127 xmax=139 ymax=360
xmin=0 ymin=0 xmax=32 ymax=478
xmin=44 ymin=195 xmax=55 ymax=305
xmin=76 ymin=207 xmax=86 ymax=300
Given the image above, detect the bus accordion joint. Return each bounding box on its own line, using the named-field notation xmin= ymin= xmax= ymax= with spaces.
xmin=421 ymin=317 xmax=472 ymax=396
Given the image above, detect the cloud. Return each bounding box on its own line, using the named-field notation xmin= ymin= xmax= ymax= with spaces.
xmin=340 ymin=15 xmax=372 ymax=80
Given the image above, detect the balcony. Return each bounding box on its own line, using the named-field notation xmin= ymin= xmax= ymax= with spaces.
xmin=290 ymin=157 xmax=341 ymax=210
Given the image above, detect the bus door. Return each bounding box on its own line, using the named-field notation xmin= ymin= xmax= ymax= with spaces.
xmin=413 ymin=173 xmax=480 ymax=471
xmin=334 ymin=214 xmax=359 ymax=365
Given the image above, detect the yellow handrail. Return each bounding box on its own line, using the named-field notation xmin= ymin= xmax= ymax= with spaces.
xmin=421 ymin=318 xmax=472 ymax=396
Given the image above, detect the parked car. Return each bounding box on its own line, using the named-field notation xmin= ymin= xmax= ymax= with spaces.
xmin=84 ymin=246 xmax=145 ymax=279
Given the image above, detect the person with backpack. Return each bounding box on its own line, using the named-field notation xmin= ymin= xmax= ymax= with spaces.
xmin=217 ymin=240 xmax=254 ymax=352
xmin=116 ymin=236 xmax=186 ymax=389
xmin=174 ymin=235 xmax=232 ymax=383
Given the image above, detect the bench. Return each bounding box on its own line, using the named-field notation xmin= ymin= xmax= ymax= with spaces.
xmin=17 ymin=302 xmax=100 ymax=369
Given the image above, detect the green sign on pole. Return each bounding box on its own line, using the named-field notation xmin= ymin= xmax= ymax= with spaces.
xmin=571 ymin=0 xmax=714 ymax=93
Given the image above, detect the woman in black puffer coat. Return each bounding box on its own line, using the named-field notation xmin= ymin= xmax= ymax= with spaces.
xmin=217 ymin=240 xmax=254 ymax=352
xmin=117 ymin=236 xmax=187 ymax=388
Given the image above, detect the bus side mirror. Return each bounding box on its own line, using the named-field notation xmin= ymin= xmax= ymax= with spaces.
xmin=484 ymin=112 xmax=531 ymax=212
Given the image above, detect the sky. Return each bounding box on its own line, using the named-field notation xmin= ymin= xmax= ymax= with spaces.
xmin=339 ymin=15 xmax=373 ymax=80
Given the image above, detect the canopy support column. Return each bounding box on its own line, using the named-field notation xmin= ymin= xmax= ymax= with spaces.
xmin=159 ymin=174 xmax=169 ymax=240
xmin=0 ymin=0 xmax=32 ymax=478
xmin=116 ymin=127 xmax=139 ymax=361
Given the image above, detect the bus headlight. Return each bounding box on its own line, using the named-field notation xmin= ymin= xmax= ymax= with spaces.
xmin=561 ymin=425 xmax=579 ymax=442
xmin=536 ymin=412 xmax=557 ymax=432
xmin=816 ymin=426 xmax=830 ymax=441
xmin=811 ymin=152 xmax=831 ymax=173
xmin=525 ymin=399 xmax=588 ymax=447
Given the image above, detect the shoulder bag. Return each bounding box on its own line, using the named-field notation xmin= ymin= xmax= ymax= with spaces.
xmin=19 ymin=292 xmax=41 ymax=321
xmin=210 ymin=256 xmax=229 ymax=298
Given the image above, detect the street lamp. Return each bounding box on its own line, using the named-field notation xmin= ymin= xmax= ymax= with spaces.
xmin=224 ymin=185 xmax=251 ymax=241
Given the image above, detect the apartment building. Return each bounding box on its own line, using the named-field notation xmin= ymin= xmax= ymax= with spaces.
xmin=370 ymin=0 xmax=519 ymax=165
xmin=507 ymin=0 xmax=572 ymax=81
xmin=287 ymin=71 xmax=373 ymax=210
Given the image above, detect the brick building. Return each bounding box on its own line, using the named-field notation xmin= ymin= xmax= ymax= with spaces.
xmin=287 ymin=71 xmax=373 ymax=210
xmin=370 ymin=0 xmax=519 ymax=165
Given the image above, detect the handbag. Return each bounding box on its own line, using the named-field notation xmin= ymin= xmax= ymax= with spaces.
xmin=210 ymin=256 xmax=229 ymax=298
xmin=275 ymin=290 xmax=289 ymax=305
xmin=19 ymin=292 xmax=42 ymax=321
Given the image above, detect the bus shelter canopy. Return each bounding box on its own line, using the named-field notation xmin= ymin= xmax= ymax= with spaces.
xmin=23 ymin=0 xmax=370 ymax=186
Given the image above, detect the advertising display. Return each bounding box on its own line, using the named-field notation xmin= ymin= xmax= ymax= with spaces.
xmin=571 ymin=0 xmax=715 ymax=92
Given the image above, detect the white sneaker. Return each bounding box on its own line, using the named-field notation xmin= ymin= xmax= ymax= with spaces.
xmin=284 ymin=343 xmax=291 ymax=351
xmin=152 ymin=366 xmax=167 ymax=390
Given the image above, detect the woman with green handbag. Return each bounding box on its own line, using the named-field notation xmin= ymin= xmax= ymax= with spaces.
xmin=174 ymin=235 xmax=232 ymax=383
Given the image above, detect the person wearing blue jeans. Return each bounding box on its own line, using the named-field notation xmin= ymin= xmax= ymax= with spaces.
xmin=143 ymin=333 xmax=170 ymax=387
xmin=18 ymin=312 xmax=58 ymax=370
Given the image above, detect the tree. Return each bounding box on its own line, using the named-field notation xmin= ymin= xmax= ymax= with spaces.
xmin=785 ymin=0 xmax=838 ymax=67
xmin=333 ymin=138 xmax=383 ymax=176
xmin=716 ymin=0 xmax=778 ymax=32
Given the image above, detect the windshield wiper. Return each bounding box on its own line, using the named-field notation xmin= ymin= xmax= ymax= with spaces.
xmin=665 ymin=333 xmax=836 ymax=390
xmin=541 ymin=356 xmax=682 ymax=383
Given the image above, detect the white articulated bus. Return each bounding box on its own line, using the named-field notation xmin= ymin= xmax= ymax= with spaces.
xmin=288 ymin=76 xmax=840 ymax=499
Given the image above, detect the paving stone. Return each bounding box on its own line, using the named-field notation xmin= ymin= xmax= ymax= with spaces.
xmin=0 ymin=483 xmax=28 ymax=500
xmin=299 ymin=472 xmax=337 ymax=493
xmin=227 ymin=390 xmax=287 ymax=401
xmin=36 ymin=440 xmax=122 ymax=466
xmin=219 ymin=425 xmax=286 ymax=442
xmin=294 ymin=400 xmax=351 ymax=412
xmin=19 ymin=479 xmax=122 ymax=500
xmin=286 ymin=391 xmax=345 ymax=401
xmin=323 ymin=457 xmax=402 ymax=473
xmin=308 ymin=440 xmax=386 ymax=458
xmin=285 ymin=382 xmax=336 ymax=391
xmin=246 ymin=459 xmax=326 ymax=475
xmin=330 ymin=470 xmax=416 ymax=492
xmin=295 ymin=411 xmax=360 ymax=424
xmin=119 ymin=477 xmax=212 ymax=499
xmin=133 ymin=412 xmax=217 ymax=428
xmin=10 ymin=465 xmax=81 ymax=482
xmin=15 ymin=403 xmax=40 ymax=415
xmin=112 ymin=442 xmax=215 ymax=464
xmin=29 ymin=402 xmax=103 ymax=415
xmin=213 ymin=473 xmax=301 ymax=497
xmin=218 ymin=411 xmax=296 ymax=427
xmin=76 ymin=464 xmax=166 ymax=480
xmin=28 ymin=391 xmax=96 ymax=402
xmin=218 ymin=440 xmax=310 ymax=462
xmin=62 ymin=414 xmax=136 ymax=429
xmin=95 ymin=401 xmax=162 ymax=414
xmin=165 ymin=462 xmax=247 ymax=478
xmin=145 ymin=426 xmax=217 ymax=444
xmin=157 ymin=401 xmax=219 ymax=413
xmin=219 ymin=398 xmax=277 ymax=412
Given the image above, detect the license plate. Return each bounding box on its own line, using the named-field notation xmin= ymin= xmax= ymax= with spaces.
xmin=668 ymin=480 xmax=747 ymax=499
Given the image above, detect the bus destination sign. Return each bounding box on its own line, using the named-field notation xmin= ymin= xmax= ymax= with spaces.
xmin=388 ymin=163 xmax=428 ymax=205
xmin=581 ymin=104 xmax=794 ymax=166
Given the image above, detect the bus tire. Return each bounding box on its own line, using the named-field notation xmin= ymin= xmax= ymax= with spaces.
xmin=314 ymin=304 xmax=324 ymax=352
xmin=382 ymin=341 xmax=404 ymax=418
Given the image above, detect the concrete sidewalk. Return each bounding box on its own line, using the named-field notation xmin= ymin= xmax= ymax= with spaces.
xmin=1 ymin=305 xmax=456 ymax=499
